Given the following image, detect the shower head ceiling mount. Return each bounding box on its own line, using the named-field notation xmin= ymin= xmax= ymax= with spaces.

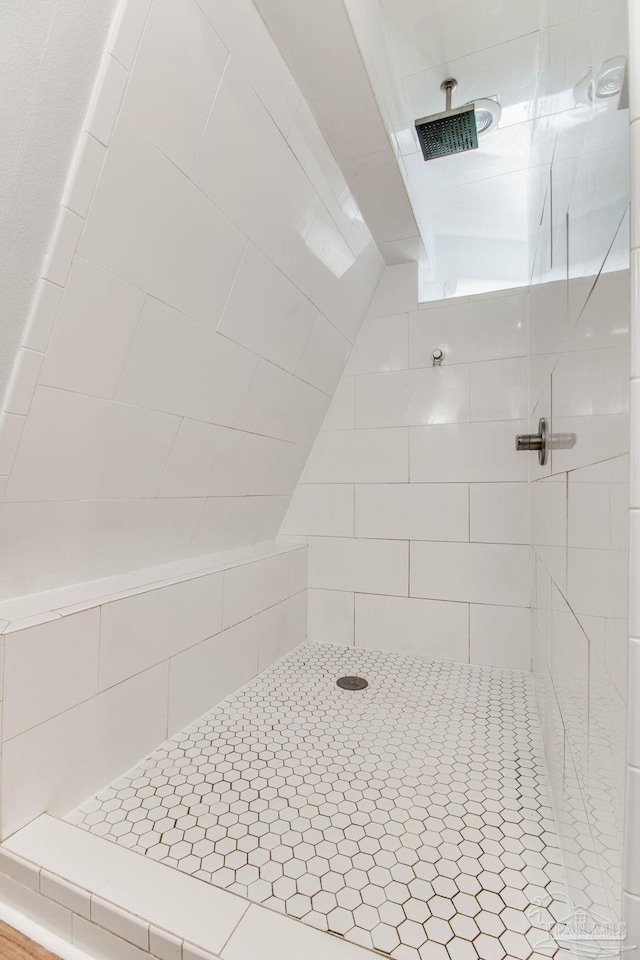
xmin=415 ymin=78 xmax=501 ymax=161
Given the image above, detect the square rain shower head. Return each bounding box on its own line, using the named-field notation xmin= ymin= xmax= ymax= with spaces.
xmin=415 ymin=104 xmax=478 ymax=161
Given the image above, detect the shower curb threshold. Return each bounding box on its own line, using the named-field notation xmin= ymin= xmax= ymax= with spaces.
xmin=0 ymin=815 xmax=376 ymax=960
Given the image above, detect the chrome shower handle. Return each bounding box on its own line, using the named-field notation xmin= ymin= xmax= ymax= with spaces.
xmin=515 ymin=417 xmax=548 ymax=466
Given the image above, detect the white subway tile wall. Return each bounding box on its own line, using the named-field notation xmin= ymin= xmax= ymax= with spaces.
xmin=284 ymin=274 xmax=532 ymax=673
xmin=0 ymin=0 xmax=383 ymax=601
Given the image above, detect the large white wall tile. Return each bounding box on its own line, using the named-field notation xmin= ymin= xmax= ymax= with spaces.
xmin=3 ymin=610 xmax=100 ymax=739
xmin=321 ymin=378 xmax=355 ymax=430
xmin=169 ymin=590 xmax=305 ymax=733
xmin=0 ymin=501 xmax=79 ymax=600
xmin=631 ymin=381 xmax=640 ymax=507
xmin=223 ymin=552 xmax=291 ymax=628
xmin=348 ymin=219 xmax=384 ymax=288
xmin=553 ymin=347 xmax=629 ymax=419
xmin=629 ymin=638 xmax=640 ymax=769
xmin=568 ymin=454 xmax=630 ymax=484
xmin=552 ymin=412 xmax=629 ymax=475
xmin=42 ymin=210 xmax=83 ymax=287
xmin=109 ymin=0 xmax=153 ymax=70
xmin=99 ymin=573 xmax=224 ymax=689
xmin=237 ymin=360 xmax=329 ymax=445
xmin=366 ymin=263 xmax=417 ymax=318
xmin=189 ymin=496 xmax=288 ymax=554
xmin=409 ymin=293 xmax=528 ymax=367
xmin=469 ymin=604 xmax=531 ymax=670
xmin=257 ymin=591 xmax=307 ymax=671
xmin=21 ymin=280 xmax=63 ymax=353
xmin=195 ymin=0 xmax=302 ymax=136
xmin=631 ymin=510 xmax=640 ymax=637
xmin=410 ymin=541 xmax=529 ymax=606
xmin=61 ymin=499 xmax=205 ymax=587
xmin=160 ymin=420 xmax=266 ymax=498
xmin=345 ymin=314 xmax=409 ymax=375
xmin=0 ymin=413 xmax=25 ymax=475
xmin=304 ymin=428 xmax=409 ymax=483
xmin=410 ymin=421 xmax=528 ymax=482
xmin=40 ymin=258 xmax=145 ymax=399
xmin=168 ymin=619 xmax=258 ymax=734
xmin=116 ymin=297 xmax=258 ymax=426
xmin=588 ymin=650 xmax=626 ymax=898
xmin=567 ymin=546 xmax=628 ymax=620
xmin=249 ymin=439 xmax=310 ymax=496
xmin=190 ymin=66 xmax=320 ymax=290
xmin=260 ymin=501 xmax=297 ymax=547
xmin=122 ymin=0 xmax=228 ymax=172
xmin=308 ymin=537 xmax=408 ymax=595
xmin=218 ymin=244 xmax=318 ymax=373
xmin=2 ymin=348 xmax=43 ymax=415
xmin=469 ymin=357 xmax=528 ymax=421
xmin=296 ymin=314 xmax=352 ymax=395
xmin=610 ymin=480 xmax=630 ymax=551
xmin=532 ymin=476 xmax=567 ymax=547
xmin=290 ymin=213 xmax=373 ymax=344
xmin=536 ymin=544 xmax=567 ymax=595
xmin=80 ymin=121 xmax=247 ymax=327
xmin=86 ymin=55 xmax=128 ymax=147
xmin=568 ymin=481 xmax=611 ymax=548
xmin=282 ymin=484 xmax=354 ymax=537
xmin=355 ymin=365 xmax=469 ymax=428
xmin=288 ymin=547 xmax=308 ymax=596
xmin=191 ymin=65 xmax=373 ymax=338
xmin=4 ymin=387 xmax=180 ymax=503
xmin=63 ymin=134 xmax=106 ymax=220
xmin=2 ymin=664 xmax=169 ymax=837
xmin=470 ymin=482 xmax=530 ymax=544
xmin=355 ymin=483 xmax=468 ymax=541
xmin=625 ymin=766 xmax=640 ymax=896
xmin=286 ymin=98 xmax=357 ymax=242
xmin=355 ymin=593 xmax=469 ymax=661
xmin=307 ymin=588 xmax=354 ymax=646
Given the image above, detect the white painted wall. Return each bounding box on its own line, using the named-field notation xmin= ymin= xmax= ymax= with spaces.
xmin=0 ymin=0 xmax=383 ymax=601
xmin=283 ymin=263 xmax=532 ymax=671
xmin=0 ymin=0 xmax=118 ymax=400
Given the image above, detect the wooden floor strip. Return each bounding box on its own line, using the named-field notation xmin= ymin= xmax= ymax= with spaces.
xmin=0 ymin=921 xmax=62 ymax=960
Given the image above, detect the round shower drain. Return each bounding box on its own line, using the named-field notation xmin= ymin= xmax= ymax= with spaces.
xmin=337 ymin=676 xmax=368 ymax=690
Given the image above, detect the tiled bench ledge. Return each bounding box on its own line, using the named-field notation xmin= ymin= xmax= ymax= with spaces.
xmin=1 ymin=817 xmax=372 ymax=960
xmin=0 ymin=539 xmax=304 ymax=634
xmin=0 ymin=540 xmax=307 ymax=838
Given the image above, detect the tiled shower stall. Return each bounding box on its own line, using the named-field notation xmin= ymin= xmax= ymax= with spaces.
xmin=0 ymin=0 xmax=638 ymax=958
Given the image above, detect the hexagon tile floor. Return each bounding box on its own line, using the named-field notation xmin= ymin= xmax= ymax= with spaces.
xmin=68 ymin=641 xmax=567 ymax=960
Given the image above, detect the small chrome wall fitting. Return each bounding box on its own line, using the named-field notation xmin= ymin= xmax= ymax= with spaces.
xmin=515 ymin=417 xmax=549 ymax=466
xmin=432 ymin=348 xmax=445 ymax=366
